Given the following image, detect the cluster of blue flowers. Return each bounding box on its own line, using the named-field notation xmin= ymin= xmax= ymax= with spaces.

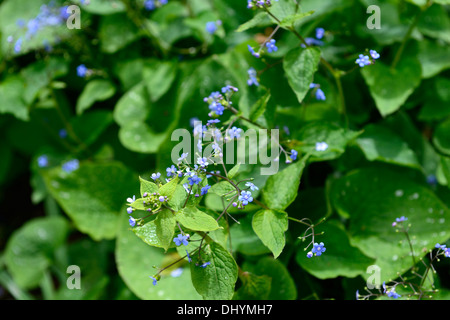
xmin=355 ymin=50 xmax=380 ymax=67
xmin=11 ymin=3 xmax=70 ymax=54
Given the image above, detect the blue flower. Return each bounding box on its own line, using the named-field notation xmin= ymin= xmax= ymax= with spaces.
xmin=77 ymin=64 xmax=88 ymax=77
xmin=248 ymin=45 xmax=261 ymax=58
xmin=221 ymin=85 xmax=238 ymax=94
xmin=207 ymin=119 xmax=220 ymax=126
xmin=197 ymin=157 xmax=209 ymax=168
xmin=315 ymin=27 xmax=325 ymax=40
xmin=245 ymin=182 xmax=259 ymax=191
xmin=435 ymin=243 xmax=447 ymax=250
xmin=127 ymin=195 xmax=136 ymax=203
xmin=166 ymin=165 xmax=177 ymax=177
xmin=151 ymin=172 xmax=161 ymax=180
xmin=370 ymin=50 xmax=380 ymax=60
xmin=290 ymin=149 xmax=298 ymax=161
xmin=144 ymin=0 xmax=156 ymax=10
xmin=206 ymin=21 xmax=218 ymax=34
xmin=200 ymin=262 xmax=211 ymax=268
xmin=355 ymin=54 xmax=371 ymax=67
xmin=201 ymin=185 xmax=211 ymax=196
xmin=188 ymin=175 xmax=202 ymax=186
xmin=37 ymin=155 xmax=49 ymax=168
xmin=173 ymin=234 xmax=189 ymax=246
xmin=186 ymin=250 xmax=192 ymax=263
xmin=228 ymin=127 xmax=242 ymax=139
xmin=311 ymin=242 xmax=326 ymax=256
xmin=247 ymin=68 xmax=259 ymax=86
xmin=178 ymin=153 xmax=189 ymax=162
xmin=62 ymin=159 xmax=79 ymax=173
xmin=149 ymin=276 xmax=157 ymax=286
xmin=14 ymin=38 xmax=22 ymax=53
xmin=127 ymin=207 xmax=133 ymax=214
xmin=239 ymin=190 xmax=253 ymax=206
xmin=209 ymin=101 xmax=225 ymax=116
xmin=129 ymin=217 xmax=136 ymax=227
xmin=315 ymin=142 xmax=328 ymax=152
xmin=265 ymin=39 xmax=278 ymax=53
xmin=59 ymin=128 xmax=68 ymax=138
xmin=315 ymin=88 xmax=326 ymax=101
xmin=301 ymin=37 xmax=323 ymax=47
xmin=396 ymin=216 xmax=408 ymax=222
xmin=171 ymin=268 xmax=183 ymax=278
xmin=306 ymin=251 xmax=313 ymax=258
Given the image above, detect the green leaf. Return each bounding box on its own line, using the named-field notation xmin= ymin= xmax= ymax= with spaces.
xmin=233 ymin=272 xmax=271 ymax=300
xmin=143 ymin=61 xmax=178 ymax=102
xmin=167 ymin=184 xmax=188 ymax=212
xmin=99 ymin=14 xmax=139 ymax=53
xmin=42 ymin=161 xmax=137 ymax=240
xmin=70 ymin=110 xmax=114 ymax=146
xmin=118 ymin=121 xmax=168 ymax=154
xmin=296 ymin=220 xmax=375 ymax=279
xmin=227 ymin=163 xmax=241 ymax=179
xmin=242 ymin=257 xmax=297 ymax=299
xmin=4 ymin=217 xmax=69 ymax=289
xmin=356 ymin=124 xmax=421 ymax=169
xmin=249 ymin=90 xmax=271 ymax=122
xmin=330 ymin=166 xmax=450 ymax=282
xmin=155 ymin=209 xmax=177 ymax=252
xmin=236 ymin=12 xmax=271 ymax=32
xmin=361 ymin=57 xmax=422 ymax=117
xmin=418 ymin=4 xmax=450 ymax=43
xmin=133 ymin=220 xmax=167 ymax=249
xmin=209 ymin=181 xmax=236 ymax=197
xmin=159 ymin=176 xmax=179 ymax=198
xmin=176 ymin=206 xmax=220 ymax=232
xmin=0 ymin=76 xmax=28 ymax=121
xmin=113 ymin=83 xmax=150 ymax=127
xmin=76 ymin=80 xmax=116 ymax=115
xmin=261 ymin=154 xmax=308 ymax=210
xmin=433 ymin=117 xmax=450 ymax=156
xmin=139 ymin=176 xmax=159 ymax=197
xmin=279 ymin=11 xmax=315 ymax=28
xmin=252 ymin=209 xmax=288 ymax=258
xmin=283 ymin=47 xmax=321 ymax=104
xmin=294 ymin=122 xmax=361 ymax=162
xmin=116 ymin=212 xmax=201 ymax=299
xmin=190 ymin=241 xmax=238 ymax=300
xmin=417 ymin=39 xmax=450 ymax=79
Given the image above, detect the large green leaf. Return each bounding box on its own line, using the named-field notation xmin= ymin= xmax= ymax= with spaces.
xmin=175 ymin=206 xmax=220 ymax=232
xmin=283 ymin=47 xmax=321 ymax=104
xmin=0 ymin=76 xmax=28 ymax=121
xmin=190 ymin=241 xmax=238 ymax=300
xmin=417 ymin=39 xmax=450 ymax=78
xmin=76 ymin=80 xmax=116 ymax=115
xmin=356 ymin=124 xmax=421 ymax=169
xmin=42 ymin=161 xmax=137 ymax=240
xmin=116 ymin=212 xmax=201 ymax=300
xmin=296 ymin=220 xmax=375 ymax=279
xmin=261 ymin=154 xmax=308 ymax=210
xmin=361 ymin=57 xmax=422 ymax=117
xmin=252 ymin=209 xmax=288 ymax=258
xmin=331 ymin=166 xmax=450 ymax=282
xmin=4 ymin=217 xmax=69 ymax=289
xmin=143 ymin=61 xmax=178 ymax=102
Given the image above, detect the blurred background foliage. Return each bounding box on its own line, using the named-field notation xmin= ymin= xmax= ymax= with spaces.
xmin=0 ymin=0 xmax=449 ymax=300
